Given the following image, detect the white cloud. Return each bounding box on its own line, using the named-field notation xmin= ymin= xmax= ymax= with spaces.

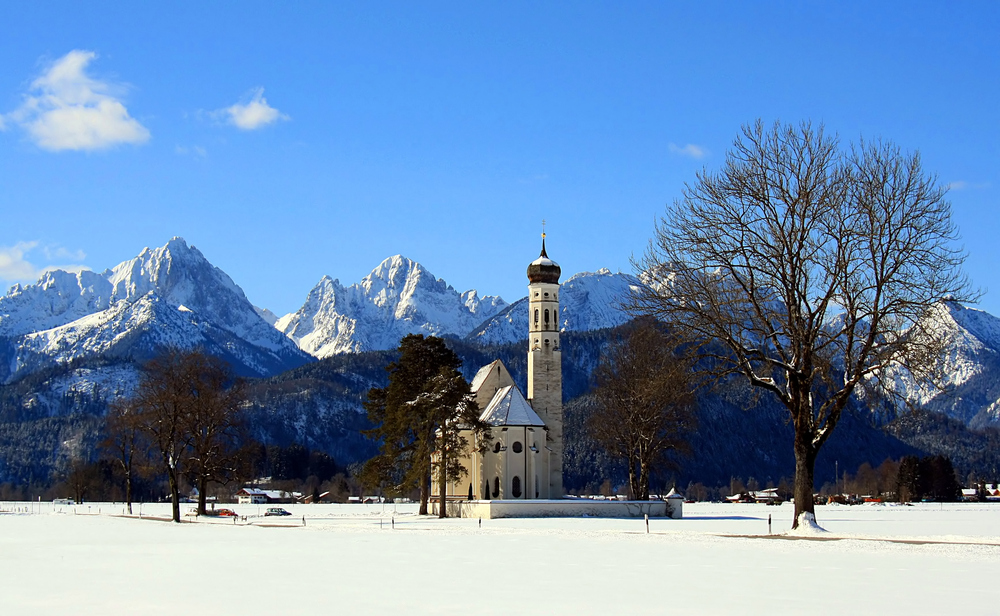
xmin=42 ymin=245 xmax=87 ymax=261
xmin=175 ymin=144 xmax=207 ymax=158
xmin=947 ymin=180 xmax=990 ymax=191
xmin=3 ymin=50 xmax=150 ymax=151
xmin=668 ymin=143 xmax=708 ymax=159
xmin=221 ymin=87 xmax=289 ymax=130
xmin=0 ymin=241 xmax=89 ymax=282
xmin=0 ymin=242 xmax=41 ymax=280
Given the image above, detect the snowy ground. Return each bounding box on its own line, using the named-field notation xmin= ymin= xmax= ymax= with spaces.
xmin=1 ymin=501 xmax=998 ymax=614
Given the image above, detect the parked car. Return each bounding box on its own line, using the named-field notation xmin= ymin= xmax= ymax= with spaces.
xmin=215 ymin=508 xmax=238 ymax=517
xmin=264 ymin=507 xmax=292 ymax=517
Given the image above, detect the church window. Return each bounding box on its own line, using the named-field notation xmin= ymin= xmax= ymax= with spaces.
xmin=534 ymin=309 xmax=539 ymax=325
xmin=493 ymin=477 xmax=500 ymax=498
xmin=544 ymin=292 xmax=549 ymax=297
xmin=493 ymin=442 xmax=501 ymax=454
xmin=512 ymin=476 xmax=522 ymax=498
xmin=544 ymin=309 xmax=550 ymax=325
xmin=512 ymin=441 xmax=523 ymax=454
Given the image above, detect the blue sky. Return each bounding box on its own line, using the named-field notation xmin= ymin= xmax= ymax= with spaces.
xmin=1 ymin=3 xmax=997 ymax=316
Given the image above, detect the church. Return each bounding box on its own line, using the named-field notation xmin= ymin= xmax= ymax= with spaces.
xmin=432 ymin=235 xmax=677 ymax=519
xmin=434 ymin=234 xmax=565 ymax=502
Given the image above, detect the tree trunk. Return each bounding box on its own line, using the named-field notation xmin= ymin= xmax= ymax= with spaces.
xmin=791 ymin=432 xmax=817 ymax=529
xmin=638 ymin=457 xmax=650 ymax=501
xmin=418 ymin=470 xmax=430 ymax=515
xmin=198 ymin=475 xmax=208 ymax=515
xmin=628 ymin=451 xmax=639 ymax=500
xmin=168 ymin=468 xmax=181 ymax=523
xmin=125 ymin=470 xmax=133 ymax=515
xmin=438 ymin=449 xmax=448 ymax=519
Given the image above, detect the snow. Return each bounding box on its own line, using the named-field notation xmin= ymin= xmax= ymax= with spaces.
xmin=788 ymin=511 xmax=829 ymax=535
xmin=1 ymin=502 xmax=997 ymax=614
xmin=277 ymin=255 xmax=508 ymax=357
xmin=0 ymin=238 xmax=307 ymax=381
xmin=479 ymin=385 xmax=546 ymax=426
xmin=469 ymin=269 xmax=640 ymax=346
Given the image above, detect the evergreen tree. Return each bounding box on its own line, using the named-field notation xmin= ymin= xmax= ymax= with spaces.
xmin=896 ymin=455 xmax=920 ymax=503
xmin=362 ymin=335 xmax=487 ymax=516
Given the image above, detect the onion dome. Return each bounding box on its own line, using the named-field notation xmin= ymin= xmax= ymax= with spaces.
xmin=527 ymin=237 xmax=561 ymax=284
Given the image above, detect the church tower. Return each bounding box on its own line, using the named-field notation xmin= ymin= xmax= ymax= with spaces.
xmin=526 ymin=232 xmax=563 ymax=498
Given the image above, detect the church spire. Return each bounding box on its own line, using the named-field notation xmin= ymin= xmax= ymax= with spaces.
xmin=540 ymin=220 xmax=548 ymax=258
xmin=527 ymin=225 xmax=561 ymax=284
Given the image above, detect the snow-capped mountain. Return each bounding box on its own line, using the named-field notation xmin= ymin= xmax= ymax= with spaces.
xmin=276 ymin=255 xmax=508 ymax=357
xmin=467 ymin=268 xmax=641 ymax=346
xmin=0 ymin=238 xmax=310 ymax=381
xmin=884 ymin=302 xmax=1000 ymax=428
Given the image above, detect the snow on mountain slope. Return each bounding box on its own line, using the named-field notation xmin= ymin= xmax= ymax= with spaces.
xmin=468 ymin=269 xmax=640 ymax=346
xmin=0 ymin=270 xmax=115 ymax=338
xmin=277 ymin=256 xmax=508 ymax=357
xmin=255 ymin=306 xmax=279 ymax=326
xmin=0 ymin=238 xmax=309 ymax=381
xmin=882 ymin=302 xmax=1000 ymax=426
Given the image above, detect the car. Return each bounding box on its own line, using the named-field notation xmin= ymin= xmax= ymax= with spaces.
xmin=215 ymin=508 xmax=238 ymax=517
xmin=264 ymin=507 xmax=292 ymax=517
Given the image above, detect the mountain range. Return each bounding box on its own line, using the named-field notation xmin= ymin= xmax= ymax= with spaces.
xmin=1 ymin=237 xmax=1000 ymax=488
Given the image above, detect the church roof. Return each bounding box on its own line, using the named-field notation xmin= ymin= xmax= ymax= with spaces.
xmin=470 ymin=360 xmax=502 ymax=393
xmin=479 ymin=385 xmax=546 ymax=427
xmin=527 ymin=237 xmax=561 ymax=284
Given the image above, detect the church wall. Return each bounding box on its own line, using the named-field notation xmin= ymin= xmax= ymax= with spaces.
xmin=431 ymin=428 xmax=480 ymax=500
xmin=436 ymin=499 xmax=669 ymax=519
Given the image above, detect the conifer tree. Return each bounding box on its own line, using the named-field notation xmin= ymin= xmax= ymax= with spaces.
xmin=362 ymin=335 xmax=487 ymax=516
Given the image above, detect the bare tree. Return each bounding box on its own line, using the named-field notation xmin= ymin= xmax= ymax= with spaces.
xmin=132 ymin=349 xmax=243 ymax=522
xmin=65 ymin=459 xmax=99 ymax=504
xmin=102 ymin=398 xmax=143 ymax=514
xmin=588 ymin=319 xmax=697 ymax=500
xmin=633 ymin=121 xmax=972 ymax=528
xmin=182 ymin=357 xmax=246 ymax=515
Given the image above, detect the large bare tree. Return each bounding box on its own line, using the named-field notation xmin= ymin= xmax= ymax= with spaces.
xmin=633 ymin=121 xmax=972 ymax=528
xmin=588 ymin=319 xmax=697 ymax=500
xmin=182 ymin=356 xmax=246 ymax=516
xmin=132 ymin=349 xmax=244 ymax=522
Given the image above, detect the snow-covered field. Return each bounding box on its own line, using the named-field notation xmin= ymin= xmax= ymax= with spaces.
xmin=1 ymin=501 xmax=998 ymax=614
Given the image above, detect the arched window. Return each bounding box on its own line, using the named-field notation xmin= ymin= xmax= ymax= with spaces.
xmin=534 ymin=309 xmax=539 ymax=325
xmin=493 ymin=477 xmax=500 ymax=498
xmin=493 ymin=442 xmax=501 ymax=454
xmin=512 ymin=441 xmax=523 ymax=454
xmin=512 ymin=476 xmax=522 ymax=498
xmin=544 ymin=309 xmax=550 ymax=326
